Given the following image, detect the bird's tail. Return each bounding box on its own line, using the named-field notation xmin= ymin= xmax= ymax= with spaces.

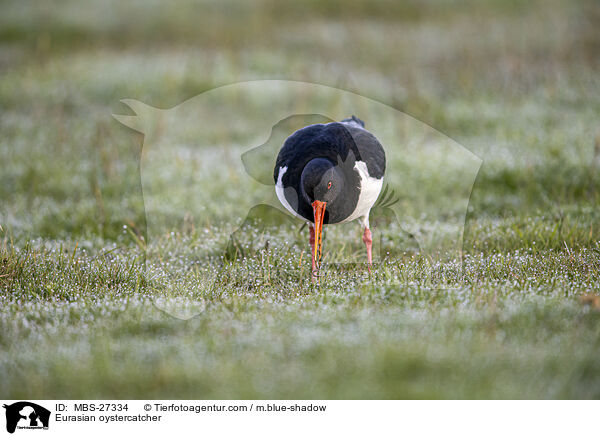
xmin=341 ymin=115 xmax=365 ymax=128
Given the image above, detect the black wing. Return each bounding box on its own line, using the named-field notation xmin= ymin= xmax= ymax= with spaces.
xmin=342 ymin=122 xmax=386 ymax=179
xmin=274 ymin=117 xmax=386 ymax=182
xmin=242 ymin=114 xmax=335 ymax=186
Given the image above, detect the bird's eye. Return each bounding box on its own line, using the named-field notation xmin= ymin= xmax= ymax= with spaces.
xmin=327 ymin=181 xmax=332 ymax=190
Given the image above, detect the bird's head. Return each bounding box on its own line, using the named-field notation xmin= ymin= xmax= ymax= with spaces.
xmin=301 ymin=158 xmax=344 ymax=270
xmin=300 ymin=158 xmax=343 ymax=207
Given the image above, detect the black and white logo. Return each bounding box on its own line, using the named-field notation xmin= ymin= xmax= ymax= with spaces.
xmin=3 ymin=402 xmax=50 ymax=434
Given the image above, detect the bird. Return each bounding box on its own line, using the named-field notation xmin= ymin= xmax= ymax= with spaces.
xmin=273 ymin=115 xmax=386 ymax=276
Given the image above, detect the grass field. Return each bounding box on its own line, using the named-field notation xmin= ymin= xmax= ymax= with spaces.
xmin=1 ymin=0 xmax=600 ymax=398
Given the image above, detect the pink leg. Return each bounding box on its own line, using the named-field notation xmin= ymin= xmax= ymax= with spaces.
xmin=362 ymin=227 xmax=372 ymax=273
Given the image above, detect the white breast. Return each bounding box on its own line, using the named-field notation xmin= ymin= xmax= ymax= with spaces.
xmin=276 ymin=162 xmax=383 ymax=227
xmin=341 ymin=160 xmax=383 ymax=226
xmin=275 ymin=166 xmax=303 ymax=219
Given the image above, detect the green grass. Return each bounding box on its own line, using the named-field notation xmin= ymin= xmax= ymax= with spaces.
xmin=1 ymin=0 xmax=600 ymax=398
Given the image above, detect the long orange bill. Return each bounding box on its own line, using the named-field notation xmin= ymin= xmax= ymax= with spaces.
xmin=312 ymin=200 xmax=327 ymax=270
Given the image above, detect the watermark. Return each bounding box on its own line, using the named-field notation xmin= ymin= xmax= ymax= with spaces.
xmin=2 ymin=400 xmax=595 ymax=435
xmin=3 ymin=402 xmax=50 ymax=434
xmin=114 ymin=80 xmax=481 ymax=319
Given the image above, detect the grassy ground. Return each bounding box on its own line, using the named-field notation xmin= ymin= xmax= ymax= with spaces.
xmin=1 ymin=0 xmax=600 ymax=398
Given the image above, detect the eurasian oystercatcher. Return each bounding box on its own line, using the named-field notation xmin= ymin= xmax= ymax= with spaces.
xmin=274 ymin=115 xmax=386 ymax=275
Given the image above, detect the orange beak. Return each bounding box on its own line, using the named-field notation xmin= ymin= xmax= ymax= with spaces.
xmin=312 ymin=200 xmax=327 ymax=269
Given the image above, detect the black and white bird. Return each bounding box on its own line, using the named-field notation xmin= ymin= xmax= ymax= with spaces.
xmin=273 ymin=116 xmax=386 ymax=275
